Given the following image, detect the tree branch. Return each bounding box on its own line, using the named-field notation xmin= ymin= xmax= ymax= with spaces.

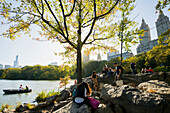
xmin=82 ymin=0 xmax=97 ymax=44
xmin=44 ymin=0 xmax=65 ymax=36
xmin=82 ymin=0 xmax=120 ymax=26
xmin=65 ymin=0 xmax=76 ymax=17
xmin=59 ymin=0 xmax=69 ymax=38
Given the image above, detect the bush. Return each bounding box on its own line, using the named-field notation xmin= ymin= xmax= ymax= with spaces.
xmin=35 ymin=89 xmax=60 ymax=103
xmin=153 ymin=66 xmax=170 ymax=72
xmin=0 ymin=104 xmax=13 ymax=112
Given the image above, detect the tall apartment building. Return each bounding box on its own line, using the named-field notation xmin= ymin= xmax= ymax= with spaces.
xmin=137 ymin=13 xmax=170 ymax=54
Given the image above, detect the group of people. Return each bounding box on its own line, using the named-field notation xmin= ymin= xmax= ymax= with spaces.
xmin=19 ymin=85 xmax=29 ymax=91
xmin=72 ymin=62 xmax=155 ymax=112
xmin=141 ymin=67 xmax=154 ymax=74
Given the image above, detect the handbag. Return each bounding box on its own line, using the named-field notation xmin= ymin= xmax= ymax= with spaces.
xmin=116 ymin=80 xmax=123 ymax=86
xmin=88 ymin=97 xmax=100 ymax=109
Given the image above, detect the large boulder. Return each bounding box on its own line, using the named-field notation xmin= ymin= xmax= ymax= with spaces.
xmin=53 ymin=101 xmax=91 ymax=113
xmin=138 ymin=80 xmax=170 ymax=101
xmin=57 ymin=89 xmax=71 ymax=102
xmin=100 ymin=84 xmax=166 ymax=113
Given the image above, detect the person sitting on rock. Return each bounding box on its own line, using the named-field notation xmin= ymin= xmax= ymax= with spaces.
xmin=141 ymin=68 xmax=145 ymax=73
xmin=102 ymin=67 xmax=108 ymax=75
xmin=73 ymin=82 xmax=92 ymax=106
xmin=147 ymin=67 xmax=154 ymax=74
xmin=144 ymin=68 xmax=148 ymax=73
xmin=91 ymin=71 xmax=98 ymax=91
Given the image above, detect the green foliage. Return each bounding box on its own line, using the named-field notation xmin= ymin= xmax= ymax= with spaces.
xmin=156 ymin=0 xmax=170 ymax=13
xmin=107 ymin=57 xmax=121 ymax=69
xmin=83 ymin=60 xmax=106 ymax=77
xmin=145 ymin=45 xmax=170 ymax=68
xmin=0 ymin=65 xmax=76 ymax=80
xmin=35 ymin=89 xmax=60 ymax=103
xmin=0 ymin=104 xmax=13 ymax=112
xmin=154 ymin=66 xmax=170 ymax=72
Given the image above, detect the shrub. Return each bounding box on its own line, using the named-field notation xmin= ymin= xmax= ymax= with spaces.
xmin=153 ymin=66 xmax=170 ymax=72
xmin=0 ymin=104 xmax=13 ymax=112
xmin=35 ymin=89 xmax=60 ymax=103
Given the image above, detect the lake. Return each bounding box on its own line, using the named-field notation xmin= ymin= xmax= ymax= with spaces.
xmin=0 ymin=79 xmax=75 ymax=109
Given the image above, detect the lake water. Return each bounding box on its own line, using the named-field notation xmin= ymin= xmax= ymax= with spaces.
xmin=0 ymin=79 xmax=75 ymax=109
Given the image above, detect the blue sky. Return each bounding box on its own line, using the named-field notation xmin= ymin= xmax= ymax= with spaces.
xmin=0 ymin=0 xmax=169 ymax=67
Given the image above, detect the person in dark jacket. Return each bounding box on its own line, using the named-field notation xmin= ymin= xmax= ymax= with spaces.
xmin=113 ymin=63 xmax=123 ymax=81
xmin=73 ymin=82 xmax=92 ymax=106
xmin=130 ymin=62 xmax=136 ymax=74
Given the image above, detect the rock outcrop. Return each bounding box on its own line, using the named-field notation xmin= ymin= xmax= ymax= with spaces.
xmin=138 ymin=80 xmax=170 ymax=101
xmin=53 ymin=101 xmax=91 ymax=113
xmin=100 ymin=84 xmax=167 ymax=113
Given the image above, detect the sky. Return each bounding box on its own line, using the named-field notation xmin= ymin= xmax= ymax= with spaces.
xmin=0 ymin=0 xmax=170 ymax=67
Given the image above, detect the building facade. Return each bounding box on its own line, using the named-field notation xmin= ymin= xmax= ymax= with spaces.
xmin=137 ymin=13 xmax=170 ymax=54
xmin=156 ymin=13 xmax=170 ymax=37
xmin=107 ymin=50 xmax=133 ymax=61
xmin=5 ymin=65 xmax=11 ymax=69
xmin=83 ymin=51 xmax=90 ymax=63
xmin=0 ymin=64 xmax=3 ymax=69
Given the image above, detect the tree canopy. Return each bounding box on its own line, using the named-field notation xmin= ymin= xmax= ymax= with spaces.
xmin=0 ymin=0 xmax=124 ymax=83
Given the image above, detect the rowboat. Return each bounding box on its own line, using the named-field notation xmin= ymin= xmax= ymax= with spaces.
xmin=3 ymin=89 xmax=32 ymax=94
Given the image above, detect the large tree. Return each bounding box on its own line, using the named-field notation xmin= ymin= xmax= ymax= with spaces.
xmin=0 ymin=0 xmax=122 ymax=83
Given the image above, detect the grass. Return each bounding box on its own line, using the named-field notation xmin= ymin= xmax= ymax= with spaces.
xmin=35 ymin=89 xmax=60 ymax=103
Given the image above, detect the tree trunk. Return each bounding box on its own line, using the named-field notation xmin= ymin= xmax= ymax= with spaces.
xmin=77 ymin=46 xmax=82 ymax=84
xmin=121 ymin=37 xmax=123 ymax=66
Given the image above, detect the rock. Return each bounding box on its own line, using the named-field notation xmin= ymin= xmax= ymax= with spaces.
xmin=16 ymin=104 xmax=29 ymax=112
xmin=45 ymin=94 xmax=59 ymax=104
xmin=115 ymin=105 xmax=124 ymax=113
xmin=92 ymin=91 xmax=101 ymax=97
xmin=100 ymin=84 xmax=166 ymax=113
xmin=53 ymin=101 xmax=91 ymax=113
xmin=95 ymin=104 xmax=114 ymax=113
xmin=52 ymin=99 xmax=72 ymax=112
xmin=138 ymin=80 xmax=170 ymax=101
xmin=57 ymin=89 xmax=71 ymax=102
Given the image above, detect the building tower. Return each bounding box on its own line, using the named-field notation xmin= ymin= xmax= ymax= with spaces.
xmin=155 ymin=13 xmax=170 ymax=37
xmin=137 ymin=18 xmax=151 ymax=54
xmin=139 ymin=18 xmax=151 ymax=44
xmin=14 ymin=55 xmax=19 ymax=68
xmin=83 ymin=51 xmax=90 ymax=63
xmin=97 ymin=52 xmax=101 ymax=61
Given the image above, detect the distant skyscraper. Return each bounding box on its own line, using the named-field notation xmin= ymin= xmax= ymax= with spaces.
xmin=83 ymin=51 xmax=90 ymax=63
xmin=156 ymin=13 xmax=170 ymax=37
xmin=0 ymin=64 xmax=3 ymax=69
xmin=14 ymin=55 xmax=19 ymax=68
xmin=97 ymin=52 xmax=101 ymax=61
